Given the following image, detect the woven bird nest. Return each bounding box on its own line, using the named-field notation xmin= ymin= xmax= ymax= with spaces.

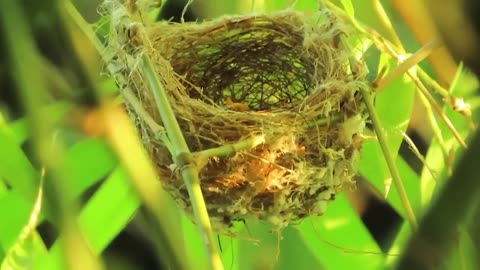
xmin=108 ymin=3 xmax=368 ymax=230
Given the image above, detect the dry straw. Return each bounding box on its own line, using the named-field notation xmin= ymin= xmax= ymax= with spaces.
xmin=106 ymin=1 xmax=368 ymax=231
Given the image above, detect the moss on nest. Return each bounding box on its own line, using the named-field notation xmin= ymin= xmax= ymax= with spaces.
xmin=107 ymin=2 xmax=368 ymax=231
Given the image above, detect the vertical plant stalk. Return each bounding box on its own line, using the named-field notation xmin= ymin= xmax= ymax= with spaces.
xmin=406 ymin=71 xmax=467 ymax=148
xmin=336 ymin=22 xmax=418 ymax=229
xmin=100 ymin=102 xmax=188 ymax=270
xmin=0 ymin=1 xmax=104 ymax=270
xmin=64 ymin=1 xmax=190 ymax=269
xmin=372 ymin=0 xmax=403 ymax=50
xmin=374 ymin=39 xmax=441 ymax=91
xmin=360 ymin=88 xmax=418 ymax=230
xmin=395 ymin=129 xmax=480 ymax=270
xmin=141 ymin=56 xmax=223 ymax=270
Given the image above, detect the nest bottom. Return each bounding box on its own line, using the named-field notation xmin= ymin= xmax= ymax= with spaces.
xmin=156 ymin=110 xmax=365 ymax=231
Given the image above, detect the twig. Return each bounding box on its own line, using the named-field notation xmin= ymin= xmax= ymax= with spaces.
xmin=194 ymin=135 xmax=266 ymax=160
xmin=326 ymin=0 xmax=468 ymax=149
xmin=416 ymin=87 xmax=451 ymax=171
xmin=374 ymin=39 xmax=441 ymax=91
xmin=407 ymin=71 xmax=467 ymax=148
xmin=395 ymin=129 xmax=480 ymax=270
xmin=100 ymin=102 xmax=188 ymax=270
xmin=336 ymin=26 xmax=418 ymax=229
xmin=122 ymin=88 xmax=174 ymax=153
xmin=360 ymin=87 xmax=418 ymax=230
xmin=401 ymin=132 xmax=438 ymax=182
xmin=141 ymin=55 xmax=223 ymax=270
xmin=417 ymin=69 xmax=450 ymax=98
xmin=372 ymin=0 xmax=403 ymax=50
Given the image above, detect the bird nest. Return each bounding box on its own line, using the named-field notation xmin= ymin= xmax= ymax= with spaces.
xmin=107 ymin=3 xmax=368 ymax=230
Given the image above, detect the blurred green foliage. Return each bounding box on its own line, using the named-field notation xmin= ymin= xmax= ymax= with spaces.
xmin=0 ymin=0 xmax=479 ymax=270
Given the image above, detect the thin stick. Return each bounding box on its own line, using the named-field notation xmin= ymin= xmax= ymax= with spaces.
xmin=395 ymin=129 xmax=480 ymax=270
xmin=372 ymin=0 xmax=403 ymax=50
xmin=122 ymin=88 xmax=174 ymax=153
xmin=401 ymin=132 xmax=438 ymax=182
xmin=141 ymin=55 xmax=223 ymax=270
xmin=337 ymin=29 xmax=418 ymax=229
xmin=374 ymin=39 xmax=441 ymax=91
xmin=326 ymin=0 xmax=468 ymax=149
xmin=102 ymin=103 xmax=188 ymax=270
xmin=416 ymin=87 xmax=451 ymax=169
xmin=367 ymin=35 xmax=467 ymax=148
xmin=417 ymin=69 xmax=450 ymax=98
xmin=194 ymin=135 xmax=265 ymax=160
xmin=360 ymin=87 xmax=418 ymax=230
xmin=407 ymin=71 xmax=467 ymax=148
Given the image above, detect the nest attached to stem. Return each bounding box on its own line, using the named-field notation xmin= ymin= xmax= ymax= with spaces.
xmin=108 ymin=3 xmax=368 ymax=231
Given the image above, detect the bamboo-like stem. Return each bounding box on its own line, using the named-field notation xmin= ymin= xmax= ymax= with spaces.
xmin=65 ymin=1 xmax=107 ymax=58
xmin=416 ymin=88 xmax=451 ymax=169
xmin=122 ymin=88 xmax=174 ymax=153
xmin=417 ymin=69 xmax=450 ymax=98
xmin=372 ymin=0 xmax=403 ymax=50
xmin=100 ymin=103 xmax=187 ymax=270
xmin=360 ymin=87 xmax=418 ymax=230
xmin=141 ymin=55 xmax=223 ymax=270
xmin=407 ymin=71 xmax=467 ymax=148
xmin=64 ymin=2 xmax=189 ymax=269
xmin=336 ymin=28 xmax=418 ymax=229
xmin=65 ymin=1 xmax=174 ymax=148
xmin=194 ymin=135 xmax=266 ymax=160
xmin=374 ymin=39 xmax=441 ymax=91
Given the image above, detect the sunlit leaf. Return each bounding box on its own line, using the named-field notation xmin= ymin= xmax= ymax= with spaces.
xmin=64 ymin=138 xmax=117 ymax=198
xmin=298 ymin=195 xmax=384 ymax=270
xmin=359 ymin=56 xmax=416 ymax=216
xmin=339 ymin=0 xmax=354 ymax=17
xmin=38 ymin=167 xmax=140 ymax=270
xmin=0 ymin=126 xmax=39 ymax=200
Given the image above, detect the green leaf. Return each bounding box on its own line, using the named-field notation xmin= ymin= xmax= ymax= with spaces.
xmin=6 ymin=102 xmax=69 ymax=145
xmin=78 ymin=167 xmax=139 ymax=253
xmin=181 ymin=214 xmax=209 ymax=270
xmin=420 ymin=68 xmax=479 ymax=205
xmin=38 ymin=167 xmax=140 ymax=270
xmin=0 ymin=124 xmax=39 ymax=200
xmin=277 ymin=227 xmax=322 ymax=270
xmin=0 ymin=192 xmax=33 ymax=251
xmin=0 ymin=233 xmax=48 ymax=270
xmin=0 ymin=184 xmax=47 ymax=270
xmin=339 ymin=0 xmax=354 ymax=17
xmin=446 ymin=227 xmax=478 ymax=270
xmin=236 ymin=220 xmax=279 ymax=270
xmin=298 ymin=195 xmax=384 ymax=270
xmin=359 ymin=56 xmax=416 ymax=216
xmin=64 ymin=138 xmax=117 ymax=199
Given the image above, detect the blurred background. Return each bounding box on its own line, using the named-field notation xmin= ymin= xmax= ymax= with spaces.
xmin=1 ymin=0 xmax=479 ymax=269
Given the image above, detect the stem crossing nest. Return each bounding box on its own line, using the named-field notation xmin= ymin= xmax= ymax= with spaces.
xmin=108 ymin=3 xmax=368 ymax=231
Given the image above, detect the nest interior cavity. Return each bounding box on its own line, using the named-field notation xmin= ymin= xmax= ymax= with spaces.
xmin=108 ymin=3 xmax=368 ymax=231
